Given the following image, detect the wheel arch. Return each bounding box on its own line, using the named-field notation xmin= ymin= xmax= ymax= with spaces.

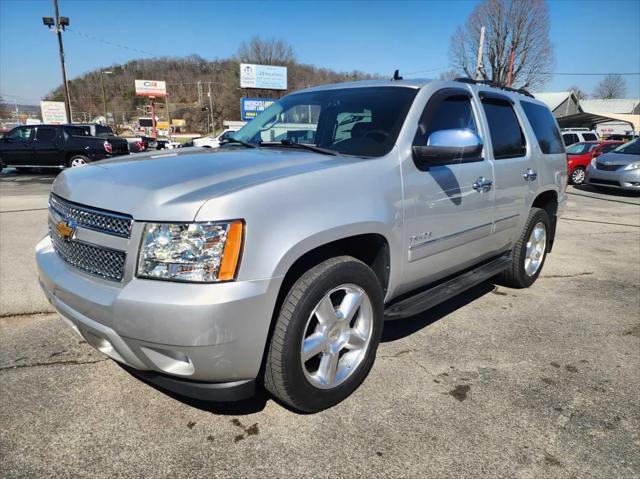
xmin=258 ymin=231 xmax=391 ymax=381
xmin=531 ymin=189 xmax=558 ymax=252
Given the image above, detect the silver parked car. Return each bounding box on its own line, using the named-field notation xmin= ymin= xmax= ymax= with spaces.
xmin=586 ymin=138 xmax=640 ymax=192
xmin=36 ymin=78 xmax=567 ymax=412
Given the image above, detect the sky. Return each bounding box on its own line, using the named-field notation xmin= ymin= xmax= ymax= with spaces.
xmin=1 ymin=0 xmax=639 ymax=105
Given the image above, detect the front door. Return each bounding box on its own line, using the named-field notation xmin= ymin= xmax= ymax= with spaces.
xmin=401 ymin=88 xmax=496 ymax=293
xmin=33 ymin=126 xmax=62 ymax=166
xmin=0 ymin=126 xmax=34 ymax=166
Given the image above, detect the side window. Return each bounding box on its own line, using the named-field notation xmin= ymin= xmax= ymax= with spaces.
xmin=600 ymin=144 xmax=618 ymax=154
xmin=6 ymin=127 xmax=33 ymax=141
xmin=582 ymin=133 xmax=597 ymax=142
xmin=520 ymin=101 xmax=564 ymax=154
xmin=563 ymin=133 xmax=579 ymax=146
xmin=481 ymin=97 xmax=526 ymax=159
xmin=35 ymin=127 xmax=57 ymax=142
xmin=414 ymin=94 xmax=477 ymax=148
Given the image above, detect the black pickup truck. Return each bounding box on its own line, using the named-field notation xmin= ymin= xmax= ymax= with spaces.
xmin=0 ymin=124 xmax=129 ymax=172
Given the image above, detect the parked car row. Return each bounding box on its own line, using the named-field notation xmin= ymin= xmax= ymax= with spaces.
xmin=566 ymin=138 xmax=640 ymax=192
xmin=0 ymin=124 xmax=129 ymax=171
xmin=0 ymin=124 xmax=198 ymax=172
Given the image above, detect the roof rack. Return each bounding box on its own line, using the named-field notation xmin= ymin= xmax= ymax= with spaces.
xmin=454 ymin=77 xmax=534 ymax=98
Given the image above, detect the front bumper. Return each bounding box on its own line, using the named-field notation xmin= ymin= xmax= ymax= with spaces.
xmin=586 ymin=164 xmax=640 ymax=191
xmin=36 ymin=235 xmax=282 ymax=398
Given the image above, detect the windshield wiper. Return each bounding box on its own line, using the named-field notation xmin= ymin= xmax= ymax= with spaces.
xmin=220 ymin=137 xmax=258 ymax=148
xmin=261 ymin=139 xmax=339 ymax=156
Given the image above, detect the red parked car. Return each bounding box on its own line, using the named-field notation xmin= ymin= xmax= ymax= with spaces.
xmin=566 ymin=141 xmax=623 ymax=185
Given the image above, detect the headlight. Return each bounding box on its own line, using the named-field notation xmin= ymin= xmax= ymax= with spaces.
xmin=624 ymin=162 xmax=640 ymax=170
xmin=137 ymin=221 xmax=243 ymax=282
xmin=590 ymin=158 xmax=598 ymax=167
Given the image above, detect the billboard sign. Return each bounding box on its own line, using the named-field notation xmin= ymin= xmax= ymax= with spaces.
xmin=240 ymin=97 xmax=276 ymax=121
xmin=135 ymin=79 xmax=167 ymax=97
xmin=40 ymin=101 xmax=68 ymax=124
xmin=240 ymin=63 xmax=287 ymax=90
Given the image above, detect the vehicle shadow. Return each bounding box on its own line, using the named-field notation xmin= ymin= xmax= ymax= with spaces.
xmin=0 ymin=168 xmax=59 ymax=184
xmin=381 ymin=281 xmax=495 ymax=342
xmin=118 ymin=281 xmax=496 ymax=416
xmin=116 ymin=362 xmax=270 ymax=415
xmin=573 ymin=184 xmax=640 ymax=198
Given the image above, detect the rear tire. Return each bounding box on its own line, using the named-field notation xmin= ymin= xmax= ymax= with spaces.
xmin=496 ymin=207 xmax=550 ymax=288
xmin=68 ymin=155 xmax=91 ymax=168
xmin=570 ymin=166 xmax=586 ymax=185
xmin=264 ymin=256 xmax=384 ymax=412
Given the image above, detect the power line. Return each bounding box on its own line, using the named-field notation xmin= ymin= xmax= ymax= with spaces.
xmin=65 ymin=27 xmax=160 ymax=57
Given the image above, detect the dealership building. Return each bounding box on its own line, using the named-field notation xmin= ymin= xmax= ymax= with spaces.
xmin=534 ymin=91 xmax=640 ymax=136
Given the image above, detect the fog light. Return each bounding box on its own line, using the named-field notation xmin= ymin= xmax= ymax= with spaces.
xmin=141 ymin=347 xmax=195 ymax=376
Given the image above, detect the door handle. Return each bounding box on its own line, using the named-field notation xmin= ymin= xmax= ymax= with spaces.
xmin=473 ymin=177 xmax=493 ymax=193
xmin=523 ymin=169 xmax=538 ymax=181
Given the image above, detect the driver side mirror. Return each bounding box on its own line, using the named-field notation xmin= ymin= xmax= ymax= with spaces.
xmin=412 ymin=129 xmax=483 ymax=167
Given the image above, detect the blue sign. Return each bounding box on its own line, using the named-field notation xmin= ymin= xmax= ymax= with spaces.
xmin=241 ymin=97 xmax=276 ymax=121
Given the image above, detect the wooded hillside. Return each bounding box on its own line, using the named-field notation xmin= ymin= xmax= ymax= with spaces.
xmin=45 ymin=38 xmax=378 ymax=133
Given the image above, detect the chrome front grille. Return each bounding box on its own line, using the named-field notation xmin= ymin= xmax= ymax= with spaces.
xmin=596 ymin=162 xmax=622 ymax=171
xmin=48 ymin=218 xmax=126 ymax=281
xmin=49 ymin=194 xmax=132 ymax=238
xmin=48 ymin=195 xmax=130 ymax=282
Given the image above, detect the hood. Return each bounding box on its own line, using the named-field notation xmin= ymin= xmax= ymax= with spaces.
xmin=597 ymin=151 xmax=640 ymax=166
xmin=52 ymin=147 xmax=363 ymax=221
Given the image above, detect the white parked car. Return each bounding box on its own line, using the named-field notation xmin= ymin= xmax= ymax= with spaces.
xmin=192 ymin=129 xmax=238 ymax=148
xmin=561 ymin=128 xmax=599 ymax=146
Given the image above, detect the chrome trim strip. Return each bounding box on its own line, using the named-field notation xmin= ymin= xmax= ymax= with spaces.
xmin=5 ymin=164 xmax=65 ymax=169
xmin=408 ymin=222 xmax=493 ymax=263
xmin=495 ymin=213 xmax=520 ymax=223
xmin=409 ymin=222 xmax=492 ymax=251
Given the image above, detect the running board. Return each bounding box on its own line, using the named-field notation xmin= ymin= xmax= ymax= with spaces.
xmin=384 ymin=255 xmax=511 ymax=320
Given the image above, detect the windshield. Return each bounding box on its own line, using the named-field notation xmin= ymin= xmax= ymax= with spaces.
xmin=612 ymin=138 xmax=640 ymax=155
xmin=566 ymin=142 xmax=598 ymax=155
xmin=232 ymin=86 xmax=418 ymax=157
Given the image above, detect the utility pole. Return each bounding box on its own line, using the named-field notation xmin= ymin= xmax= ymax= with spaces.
xmin=99 ymin=69 xmax=112 ymax=126
xmin=475 ymin=26 xmax=486 ymax=81
xmin=42 ymin=0 xmax=72 ymax=122
xmin=165 ymin=95 xmax=172 ymax=139
xmin=207 ymin=82 xmax=214 ymax=133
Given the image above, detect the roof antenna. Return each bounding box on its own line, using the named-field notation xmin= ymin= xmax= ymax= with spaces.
xmin=391 ymin=69 xmax=403 ymax=81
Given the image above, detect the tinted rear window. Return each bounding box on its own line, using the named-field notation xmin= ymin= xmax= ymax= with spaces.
xmin=582 ymin=133 xmax=597 ymax=141
xmin=481 ymin=98 xmax=526 ymax=159
xmin=563 ymin=133 xmax=579 ymax=146
xmin=521 ymin=101 xmax=564 ymax=154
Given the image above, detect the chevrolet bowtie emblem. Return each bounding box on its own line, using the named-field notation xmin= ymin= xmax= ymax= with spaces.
xmin=56 ymin=220 xmax=76 ymax=241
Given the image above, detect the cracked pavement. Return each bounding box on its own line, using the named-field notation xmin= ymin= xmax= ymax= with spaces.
xmin=1 ymin=172 xmax=639 ymax=478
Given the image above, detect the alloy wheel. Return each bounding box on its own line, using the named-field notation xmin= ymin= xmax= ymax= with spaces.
xmin=300 ymin=284 xmax=373 ymax=389
xmin=524 ymin=222 xmax=546 ymax=276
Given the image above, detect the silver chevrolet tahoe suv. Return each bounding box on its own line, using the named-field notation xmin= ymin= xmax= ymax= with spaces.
xmin=36 ymin=78 xmax=568 ymax=412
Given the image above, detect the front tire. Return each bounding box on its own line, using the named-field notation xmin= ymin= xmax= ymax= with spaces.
xmin=496 ymin=207 xmax=550 ymax=288
xmin=68 ymin=155 xmax=91 ymax=168
xmin=570 ymin=166 xmax=586 ymax=185
xmin=264 ymin=256 xmax=384 ymax=412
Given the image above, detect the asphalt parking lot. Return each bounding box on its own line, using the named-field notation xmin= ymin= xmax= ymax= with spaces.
xmin=1 ymin=169 xmax=638 ymax=478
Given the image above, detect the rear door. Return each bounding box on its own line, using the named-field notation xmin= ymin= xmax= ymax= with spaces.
xmin=0 ymin=126 xmax=34 ymax=166
xmin=401 ymin=87 xmax=496 ymax=291
xmin=477 ymin=92 xmax=535 ymax=249
xmin=33 ymin=126 xmax=62 ymax=166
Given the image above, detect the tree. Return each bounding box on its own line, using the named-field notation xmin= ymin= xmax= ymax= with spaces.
xmin=236 ymin=37 xmax=296 ymax=66
xmin=450 ymin=0 xmax=555 ymax=89
xmin=568 ymin=85 xmax=588 ymax=101
xmin=593 ymin=74 xmax=627 ymax=99
xmin=439 ymin=69 xmax=460 ymax=81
